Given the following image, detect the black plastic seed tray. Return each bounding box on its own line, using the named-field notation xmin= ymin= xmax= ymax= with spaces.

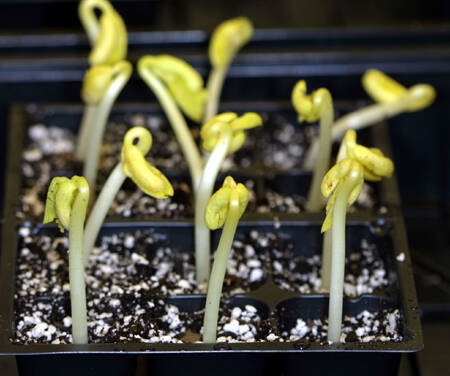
xmin=0 ymin=218 xmax=421 ymax=376
xmin=0 ymin=100 xmax=419 ymax=376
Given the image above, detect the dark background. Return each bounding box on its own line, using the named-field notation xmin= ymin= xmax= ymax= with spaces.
xmin=0 ymin=1 xmax=449 ymax=375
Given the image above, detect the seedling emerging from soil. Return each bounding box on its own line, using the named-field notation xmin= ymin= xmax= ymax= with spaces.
xmin=304 ymin=69 xmax=435 ymax=169
xmin=204 ymin=17 xmax=253 ymax=121
xmin=195 ymin=112 xmax=262 ymax=284
xmin=292 ymin=80 xmax=333 ymax=212
xmin=83 ymin=126 xmax=173 ymax=265
xmin=202 ymin=176 xmax=249 ymax=342
xmin=75 ymin=61 xmax=132 ymax=192
xmin=321 ymin=130 xmax=393 ymax=343
xmin=78 ymin=0 xmax=127 ymax=66
xmin=43 ymin=176 xmax=90 ymax=344
xmin=138 ymin=55 xmax=207 ymax=191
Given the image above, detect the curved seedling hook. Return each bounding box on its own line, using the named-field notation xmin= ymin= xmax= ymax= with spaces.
xmin=362 ymin=69 xmax=436 ymax=112
xmin=121 ymin=126 xmax=174 ymax=199
xmin=209 ymin=17 xmax=253 ymax=69
xmin=292 ymin=80 xmax=334 ymax=212
xmin=79 ymin=0 xmax=127 ymax=66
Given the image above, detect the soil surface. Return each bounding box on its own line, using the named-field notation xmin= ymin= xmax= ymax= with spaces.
xmin=18 ymin=112 xmax=381 ymax=220
xmin=12 ymin=226 xmax=400 ymax=345
xmin=282 ymin=308 xmax=403 ymax=344
xmin=271 ymin=236 xmax=390 ymax=296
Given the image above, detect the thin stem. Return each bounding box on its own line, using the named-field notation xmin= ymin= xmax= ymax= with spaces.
xmin=195 ymin=131 xmax=232 ymax=284
xmin=321 ymin=229 xmax=332 ymax=292
xmin=327 ymin=179 xmax=356 ymax=343
xmin=75 ymin=104 xmax=97 ymax=161
xmin=83 ymin=70 xmax=129 ymax=192
xmin=139 ymin=69 xmax=203 ymax=192
xmin=68 ymin=192 xmax=89 ymax=344
xmin=84 ymin=162 xmax=126 ymax=265
xmin=204 ymin=66 xmax=228 ymax=122
xmin=203 ymin=193 xmax=240 ymax=343
xmin=331 ymin=97 xmax=413 ymax=141
xmin=304 ymin=93 xmax=418 ymax=170
xmin=306 ymin=94 xmax=333 ymax=212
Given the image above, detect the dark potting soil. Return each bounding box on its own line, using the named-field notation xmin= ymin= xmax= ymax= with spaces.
xmin=283 ymin=308 xmax=403 ymax=344
xmin=12 ymin=226 xmax=401 ymax=345
xmin=18 ymin=113 xmax=378 ymax=220
xmin=12 ymin=226 xmax=269 ymax=344
xmin=260 ymin=112 xmax=316 ymax=170
xmin=17 ymin=118 xmax=252 ymax=220
xmin=271 ymin=234 xmax=389 ymax=296
xmin=12 ymin=225 xmax=270 ymax=344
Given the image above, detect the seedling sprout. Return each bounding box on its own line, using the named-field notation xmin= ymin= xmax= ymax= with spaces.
xmin=204 ymin=17 xmax=253 ymax=121
xmin=83 ymin=126 xmax=173 ymax=265
xmin=304 ymin=69 xmax=435 ymax=169
xmin=195 ymin=112 xmax=262 ymax=284
xmin=138 ymin=55 xmax=207 ymax=191
xmin=202 ymin=176 xmax=249 ymax=342
xmin=43 ymin=176 xmax=90 ymax=344
xmin=321 ymin=130 xmax=394 ymax=343
xmin=76 ymin=61 xmax=132 ymax=193
xmin=292 ymin=80 xmax=333 ymax=212
xmin=78 ymin=0 xmax=127 ymax=66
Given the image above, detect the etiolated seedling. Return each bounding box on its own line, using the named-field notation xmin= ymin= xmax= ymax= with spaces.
xmin=321 ymin=129 xmax=393 ymax=343
xmin=204 ymin=17 xmax=253 ymax=121
xmin=43 ymin=176 xmax=90 ymax=344
xmin=83 ymin=126 xmax=173 ymax=265
xmin=195 ymin=112 xmax=262 ymax=284
xmin=138 ymin=54 xmax=207 ymax=191
xmin=292 ymin=80 xmax=333 ymax=212
xmin=305 ymin=69 xmax=435 ymax=169
xmin=78 ymin=0 xmax=127 ymax=66
xmin=202 ymin=176 xmax=249 ymax=343
xmin=76 ymin=61 xmax=132 ymax=192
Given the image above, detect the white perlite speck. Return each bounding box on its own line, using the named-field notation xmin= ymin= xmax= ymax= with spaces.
xmin=231 ymin=307 xmax=242 ymax=318
xmin=19 ymin=227 xmax=31 ymax=237
xmin=109 ymin=299 xmax=121 ymax=308
xmin=162 ymin=305 xmax=182 ymax=330
xmin=249 ymin=268 xmax=264 ymax=282
xmin=223 ymin=319 xmax=240 ymax=333
xmin=131 ymin=253 xmax=149 ymax=265
xmin=396 ymin=253 xmax=405 ymax=262
xmin=124 ymin=235 xmax=135 ymax=249
xmin=63 ymin=317 xmax=72 ymax=328
xmin=29 ymin=323 xmax=56 ymax=341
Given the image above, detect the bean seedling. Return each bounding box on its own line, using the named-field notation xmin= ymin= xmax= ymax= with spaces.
xmin=321 ymin=130 xmax=394 ymax=343
xmin=195 ymin=112 xmax=262 ymax=284
xmin=292 ymin=80 xmax=333 ymax=212
xmin=202 ymin=176 xmax=249 ymax=342
xmin=304 ymin=69 xmax=435 ymax=169
xmin=83 ymin=126 xmax=173 ymax=265
xmin=138 ymin=54 xmax=207 ymax=191
xmin=43 ymin=176 xmax=90 ymax=344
